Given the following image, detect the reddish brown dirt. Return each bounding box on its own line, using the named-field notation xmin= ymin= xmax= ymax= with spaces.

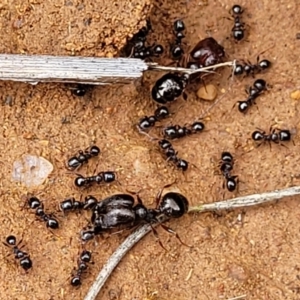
xmin=0 ymin=0 xmax=300 ymax=300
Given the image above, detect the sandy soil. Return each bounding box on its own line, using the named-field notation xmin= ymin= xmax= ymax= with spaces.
xmin=0 ymin=0 xmax=300 ymax=300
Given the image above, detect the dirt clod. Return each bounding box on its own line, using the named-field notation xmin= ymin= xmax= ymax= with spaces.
xmin=196 ymin=84 xmax=218 ymax=101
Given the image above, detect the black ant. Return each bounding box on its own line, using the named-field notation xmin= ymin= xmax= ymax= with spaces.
xmin=252 ymin=127 xmax=292 ymax=147
xmin=58 ymin=195 xmax=98 ymax=214
xmin=138 ymin=106 xmax=170 ymax=131
xmin=132 ymin=44 xmax=164 ymax=60
xmin=218 ymin=152 xmax=238 ymax=192
xmin=66 ymin=145 xmax=100 ymax=171
xmin=70 ymin=250 xmax=93 ymax=286
xmin=158 ymin=139 xmax=189 ymax=171
xmin=3 ymin=235 xmax=32 ymax=271
xmin=74 ymin=171 xmax=117 ymax=188
xmin=59 ymin=197 xmax=84 ymax=214
xmin=128 ymin=20 xmax=164 ymax=61
xmin=171 ymin=20 xmax=185 ymax=60
xmin=70 ymin=84 xmax=93 ymax=97
xmin=234 ymin=58 xmax=271 ymax=77
xmin=163 ymin=121 xmax=205 ymax=140
xmin=25 ymin=196 xmax=59 ymax=229
xmin=236 ymin=79 xmax=267 ymax=113
xmin=231 ymin=4 xmax=245 ymax=41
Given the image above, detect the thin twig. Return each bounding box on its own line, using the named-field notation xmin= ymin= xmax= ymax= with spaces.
xmin=147 ymin=61 xmax=235 ymax=75
xmin=189 ymin=186 xmax=300 ymax=212
xmin=227 ymin=295 xmax=247 ymax=300
xmin=84 ymin=185 xmax=300 ymax=300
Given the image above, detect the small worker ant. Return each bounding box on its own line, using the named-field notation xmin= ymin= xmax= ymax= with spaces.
xmin=171 ymin=20 xmax=185 ymax=60
xmin=236 ymin=79 xmax=267 ymax=113
xmin=231 ymin=4 xmax=245 ymax=41
xmin=70 ymin=250 xmax=93 ymax=287
xmin=74 ymin=171 xmax=117 ymax=188
xmin=59 ymin=195 xmax=98 ymax=214
xmin=158 ymin=139 xmax=189 ymax=171
xmin=66 ymin=145 xmax=100 ymax=171
xmin=252 ymin=127 xmax=292 ymax=147
xmin=59 ymin=197 xmax=84 ymax=214
xmin=25 ymin=196 xmax=59 ymax=229
xmin=218 ymin=152 xmax=238 ymax=192
xmin=3 ymin=235 xmax=32 ymax=271
xmin=132 ymin=44 xmax=164 ymax=60
xmin=138 ymin=106 xmax=170 ymax=131
xmin=128 ymin=20 xmax=164 ymax=61
xmin=163 ymin=121 xmax=205 ymax=140
xmin=234 ymin=58 xmax=271 ymax=77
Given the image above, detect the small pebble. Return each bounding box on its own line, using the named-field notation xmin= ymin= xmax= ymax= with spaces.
xmin=290 ymin=90 xmax=300 ymax=100
xmin=196 ymin=84 xmax=217 ymax=101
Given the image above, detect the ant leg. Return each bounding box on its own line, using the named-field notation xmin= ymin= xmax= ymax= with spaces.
xmin=155 ymin=180 xmax=177 ymax=207
xmin=160 ymin=223 xmax=190 ymax=247
xmin=150 ymin=224 xmax=167 ymax=251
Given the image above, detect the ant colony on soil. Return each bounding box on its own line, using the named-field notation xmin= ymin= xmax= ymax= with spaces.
xmin=6 ymin=3 xmax=295 ymax=298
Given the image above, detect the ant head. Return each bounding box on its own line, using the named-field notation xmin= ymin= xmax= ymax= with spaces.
xmin=6 ymin=235 xmax=17 ymax=246
xmin=173 ymin=20 xmax=185 ymax=32
xmin=80 ymin=250 xmax=92 ymax=263
xmin=232 ymin=4 xmax=243 ymax=15
xmin=71 ymin=276 xmax=81 ymax=287
xmin=159 ymin=192 xmax=189 ymax=218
